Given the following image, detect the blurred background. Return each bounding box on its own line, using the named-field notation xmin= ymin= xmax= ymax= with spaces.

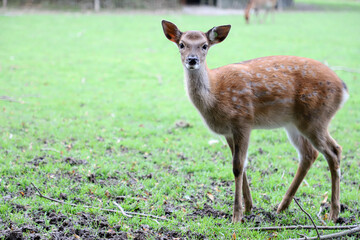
xmin=1 ymin=0 xmax=303 ymax=11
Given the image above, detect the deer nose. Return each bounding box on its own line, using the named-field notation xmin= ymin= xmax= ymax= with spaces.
xmin=186 ymin=56 xmax=199 ymax=66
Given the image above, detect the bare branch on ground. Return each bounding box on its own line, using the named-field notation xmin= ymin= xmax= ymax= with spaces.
xmin=294 ymin=198 xmax=320 ymax=239
xmin=31 ymin=182 xmax=168 ymax=221
xmin=248 ymin=225 xmax=359 ymax=231
xmin=0 ymin=96 xmax=22 ymax=103
xmin=290 ymin=225 xmax=360 ymax=240
xmin=113 ymin=201 xmax=133 ymax=218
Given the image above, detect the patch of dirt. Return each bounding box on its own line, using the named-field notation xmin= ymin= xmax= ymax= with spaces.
xmin=188 ymin=203 xmax=231 ymax=219
xmin=54 ymin=169 xmax=84 ymax=183
xmin=20 ymin=185 xmax=37 ymax=197
xmin=27 ymin=155 xmax=49 ymax=166
xmin=174 ymin=120 xmax=192 ymax=129
xmin=63 ymin=156 xmax=88 ymax=166
xmin=1 ymin=209 xmax=127 ymax=240
xmin=1 ymin=207 xmax=205 ymax=240
xmin=242 ymin=206 xmax=283 ymax=226
xmin=98 ymin=176 xmax=121 ymax=187
xmin=321 ymin=203 xmax=359 ymax=225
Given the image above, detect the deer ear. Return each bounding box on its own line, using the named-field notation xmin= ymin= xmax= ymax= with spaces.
xmin=206 ymin=25 xmax=231 ymax=45
xmin=162 ymin=20 xmax=182 ymax=44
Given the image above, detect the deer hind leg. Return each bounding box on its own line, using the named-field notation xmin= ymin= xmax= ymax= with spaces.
xmin=277 ymin=125 xmax=319 ymax=213
xmin=302 ymin=128 xmax=342 ymax=221
xmin=226 ymin=137 xmax=253 ymax=214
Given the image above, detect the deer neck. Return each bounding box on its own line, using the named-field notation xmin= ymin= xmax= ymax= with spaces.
xmin=184 ymin=63 xmax=215 ymax=112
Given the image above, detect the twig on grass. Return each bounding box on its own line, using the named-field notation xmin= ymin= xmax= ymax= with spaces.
xmin=152 ymin=219 xmax=160 ymax=224
xmin=297 ymin=233 xmax=309 ymax=239
xmin=113 ymin=201 xmax=133 ymax=218
xmin=248 ymin=225 xmax=359 ymax=231
xmin=31 ymin=182 xmax=168 ymax=221
xmin=0 ymin=96 xmax=22 ymax=103
xmin=281 ymin=170 xmax=285 ymax=180
xmin=293 ymin=198 xmax=320 ymax=240
xmin=156 ymin=74 xmax=163 ymax=85
xmin=316 ymin=205 xmax=326 ymax=226
xmin=290 ymin=225 xmax=360 ymax=240
xmin=40 ymin=148 xmax=60 ymax=153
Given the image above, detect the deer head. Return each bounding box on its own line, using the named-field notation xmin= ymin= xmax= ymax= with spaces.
xmin=161 ymin=20 xmax=231 ymax=71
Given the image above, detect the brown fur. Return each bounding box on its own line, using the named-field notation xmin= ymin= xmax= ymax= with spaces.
xmin=161 ymin=20 xmax=348 ymax=223
xmin=209 ymin=56 xmax=344 ymax=131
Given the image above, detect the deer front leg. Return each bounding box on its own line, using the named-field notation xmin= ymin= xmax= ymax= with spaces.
xmin=231 ymin=130 xmax=251 ymax=223
xmin=226 ymin=137 xmax=253 ymax=214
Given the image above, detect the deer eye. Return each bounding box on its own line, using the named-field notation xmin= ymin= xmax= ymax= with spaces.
xmin=179 ymin=43 xmax=185 ymax=49
xmin=202 ymin=44 xmax=208 ymax=50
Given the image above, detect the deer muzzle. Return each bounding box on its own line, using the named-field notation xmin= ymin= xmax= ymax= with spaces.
xmin=185 ymin=55 xmax=200 ymax=70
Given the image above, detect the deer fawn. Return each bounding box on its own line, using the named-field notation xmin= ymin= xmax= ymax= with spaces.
xmin=161 ymin=20 xmax=349 ymax=223
xmin=245 ymin=0 xmax=278 ymax=24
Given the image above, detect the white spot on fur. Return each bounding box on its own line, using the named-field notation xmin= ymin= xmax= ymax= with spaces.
xmin=261 ymin=98 xmax=293 ymax=106
xmin=279 ymin=83 xmax=287 ymax=91
xmin=237 ymin=89 xmax=250 ymax=95
xmin=256 ymin=73 xmax=262 ymax=78
xmin=241 ymin=69 xmax=253 ymax=77
xmin=301 ymin=70 xmax=307 ymax=77
xmin=232 ymin=96 xmax=237 ymax=102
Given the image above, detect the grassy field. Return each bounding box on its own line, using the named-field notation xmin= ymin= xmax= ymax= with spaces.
xmin=1 ymin=6 xmax=360 ymax=240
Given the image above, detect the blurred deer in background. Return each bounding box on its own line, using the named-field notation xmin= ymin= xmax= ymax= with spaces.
xmin=161 ymin=20 xmax=349 ymax=223
xmin=245 ymin=0 xmax=278 ymax=24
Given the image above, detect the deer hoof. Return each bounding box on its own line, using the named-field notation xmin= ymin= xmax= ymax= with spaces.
xmin=232 ymin=212 xmax=243 ymax=223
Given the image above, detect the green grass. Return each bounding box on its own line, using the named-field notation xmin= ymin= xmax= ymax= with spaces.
xmin=1 ymin=8 xmax=360 ymax=239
